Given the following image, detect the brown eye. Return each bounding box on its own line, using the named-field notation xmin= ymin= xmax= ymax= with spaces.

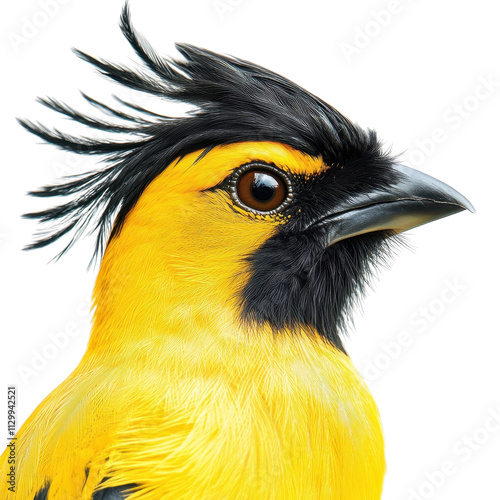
xmin=234 ymin=167 xmax=290 ymax=213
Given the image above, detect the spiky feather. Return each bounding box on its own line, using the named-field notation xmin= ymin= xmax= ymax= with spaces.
xmin=21 ymin=3 xmax=376 ymax=261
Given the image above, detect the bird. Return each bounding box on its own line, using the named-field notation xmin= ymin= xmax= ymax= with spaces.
xmin=1 ymin=5 xmax=473 ymax=500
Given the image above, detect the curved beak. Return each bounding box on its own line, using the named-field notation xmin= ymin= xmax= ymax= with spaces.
xmin=315 ymin=164 xmax=475 ymax=246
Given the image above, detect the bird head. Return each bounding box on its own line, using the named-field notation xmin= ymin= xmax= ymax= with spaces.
xmin=22 ymin=6 xmax=473 ymax=353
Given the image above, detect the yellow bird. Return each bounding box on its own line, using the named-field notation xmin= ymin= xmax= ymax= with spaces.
xmin=1 ymin=6 xmax=473 ymax=500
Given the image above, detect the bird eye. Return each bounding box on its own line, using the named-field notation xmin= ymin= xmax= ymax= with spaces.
xmin=232 ymin=165 xmax=291 ymax=214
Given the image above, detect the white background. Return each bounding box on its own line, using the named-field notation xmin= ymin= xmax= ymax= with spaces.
xmin=1 ymin=1 xmax=499 ymax=499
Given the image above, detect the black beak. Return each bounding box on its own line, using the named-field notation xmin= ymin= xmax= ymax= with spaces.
xmin=311 ymin=164 xmax=475 ymax=246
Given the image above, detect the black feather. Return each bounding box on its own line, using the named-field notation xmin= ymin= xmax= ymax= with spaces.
xmin=21 ymin=3 xmax=376 ymax=261
xmin=242 ymin=230 xmax=402 ymax=351
xmin=91 ymin=484 xmax=138 ymax=500
xmin=33 ymin=482 xmax=50 ymax=499
xmin=240 ymin=153 xmax=404 ymax=350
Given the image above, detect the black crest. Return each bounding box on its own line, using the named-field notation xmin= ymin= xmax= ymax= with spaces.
xmin=21 ymin=3 xmax=375 ymax=260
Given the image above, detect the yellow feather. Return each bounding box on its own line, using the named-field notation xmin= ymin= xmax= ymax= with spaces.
xmin=1 ymin=142 xmax=384 ymax=499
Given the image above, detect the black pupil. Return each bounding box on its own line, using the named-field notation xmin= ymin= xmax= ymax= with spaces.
xmin=251 ymin=173 xmax=278 ymax=202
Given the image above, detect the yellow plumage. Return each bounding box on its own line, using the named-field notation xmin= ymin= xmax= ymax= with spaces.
xmin=2 ymin=8 xmax=472 ymax=496
xmin=2 ymin=144 xmax=384 ymax=499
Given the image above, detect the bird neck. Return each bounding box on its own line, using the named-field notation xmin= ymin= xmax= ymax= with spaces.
xmin=86 ymin=221 xmax=255 ymax=360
